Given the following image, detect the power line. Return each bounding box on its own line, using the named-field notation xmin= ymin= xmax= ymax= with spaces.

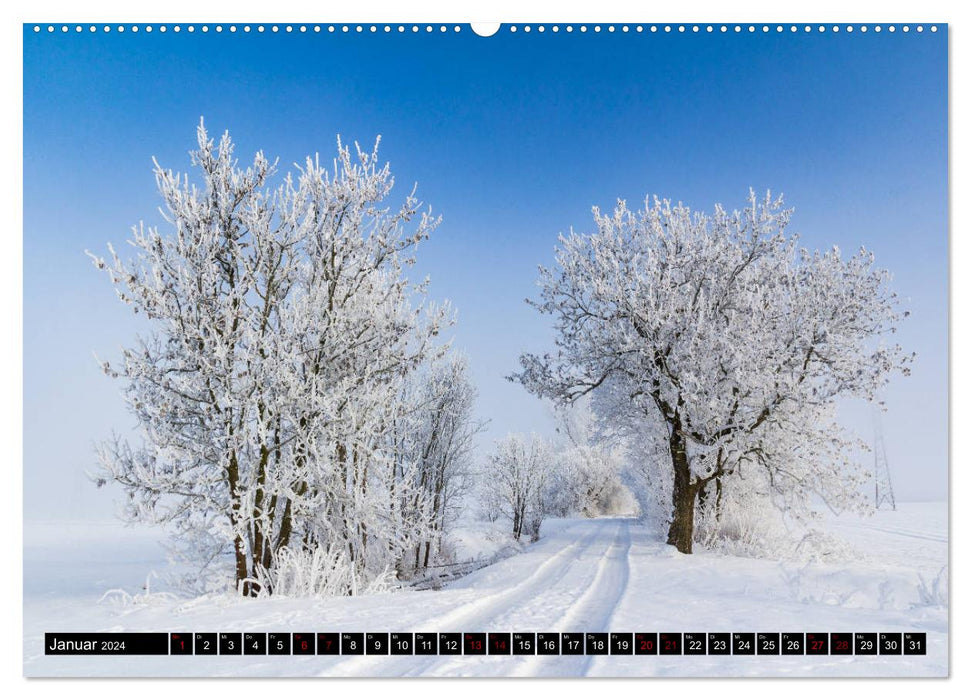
xmin=872 ymin=404 xmax=896 ymax=511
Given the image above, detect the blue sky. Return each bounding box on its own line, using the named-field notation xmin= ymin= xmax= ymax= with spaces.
xmin=23 ymin=25 xmax=947 ymax=518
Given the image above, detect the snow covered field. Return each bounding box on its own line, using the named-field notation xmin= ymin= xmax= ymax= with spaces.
xmin=23 ymin=502 xmax=947 ymax=677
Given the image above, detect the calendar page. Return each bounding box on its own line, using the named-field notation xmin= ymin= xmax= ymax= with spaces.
xmin=22 ymin=18 xmax=948 ymax=678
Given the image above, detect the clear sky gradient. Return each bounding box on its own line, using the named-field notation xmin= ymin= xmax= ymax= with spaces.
xmin=23 ymin=25 xmax=948 ymax=518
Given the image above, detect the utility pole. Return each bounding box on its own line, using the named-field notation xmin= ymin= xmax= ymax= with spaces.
xmin=873 ymin=405 xmax=896 ymax=511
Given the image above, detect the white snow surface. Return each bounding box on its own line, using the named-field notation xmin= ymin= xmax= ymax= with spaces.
xmin=23 ymin=503 xmax=947 ymax=677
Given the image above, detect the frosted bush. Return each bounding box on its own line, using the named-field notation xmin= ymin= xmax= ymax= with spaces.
xmin=916 ymin=566 xmax=948 ymax=608
xmin=694 ymin=491 xmax=789 ymax=559
xmin=249 ymin=546 xmax=398 ymax=598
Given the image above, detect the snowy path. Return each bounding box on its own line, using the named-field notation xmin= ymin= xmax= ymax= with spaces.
xmin=24 ymin=504 xmax=948 ymax=677
xmin=324 ymin=518 xmax=629 ymax=677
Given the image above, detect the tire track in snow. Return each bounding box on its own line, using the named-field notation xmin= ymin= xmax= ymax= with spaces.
xmin=514 ymin=518 xmax=631 ymax=677
xmin=320 ymin=518 xmax=613 ymax=677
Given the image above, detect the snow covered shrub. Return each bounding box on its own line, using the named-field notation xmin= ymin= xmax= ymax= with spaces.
xmin=98 ymin=571 xmax=180 ymax=610
xmin=249 ymin=546 xmax=397 ymax=598
xmin=524 ymin=513 xmax=544 ymax=542
xmin=693 ymin=479 xmax=790 ymax=559
xmin=916 ymin=566 xmax=948 ymax=608
xmin=791 ymin=529 xmax=860 ymax=564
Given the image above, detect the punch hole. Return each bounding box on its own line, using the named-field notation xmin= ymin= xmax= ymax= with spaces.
xmin=466 ymin=22 xmax=491 ymax=35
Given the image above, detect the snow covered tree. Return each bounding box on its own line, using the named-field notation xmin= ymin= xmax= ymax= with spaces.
xmin=401 ymin=353 xmax=484 ymax=572
xmin=513 ymin=191 xmax=912 ymax=553
xmin=546 ymin=400 xmax=632 ymax=518
xmin=89 ymin=120 xmax=456 ymax=594
xmin=485 ymin=433 xmax=555 ymax=541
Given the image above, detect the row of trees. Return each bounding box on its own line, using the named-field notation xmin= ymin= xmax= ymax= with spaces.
xmin=480 ymin=404 xmax=633 ymax=542
xmin=514 ymin=192 xmax=911 ymax=553
xmin=91 ymin=123 xmax=481 ymax=595
xmin=93 ymin=124 xmax=911 ymax=598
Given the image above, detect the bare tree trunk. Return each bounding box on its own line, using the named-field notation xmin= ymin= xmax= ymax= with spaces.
xmin=715 ymin=477 xmax=724 ymax=521
xmin=665 ymin=427 xmax=697 ymax=554
xmin=223 ymin=448 xmax=255 ymax=595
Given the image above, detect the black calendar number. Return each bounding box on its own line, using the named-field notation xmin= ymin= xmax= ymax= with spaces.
xmin=806 ymin=633 xmax=828 ymax=655
xmin=903 ymin=632 xmax=926 ymax=655
xmin=610 ymin=633 xmax=633 ymax=655
xmin=634 ymin=633 xmax=657 ymax=655
xmin=660 ymin=633 xmax=682 ymax=655
xmin=341 ymin=633 xmax=364 ymax=655
xmin=513 ymin=633 xmax=536 ymax=655
xmin=732 ymin=633 xmax=755 ymax=655
xmin=415 ymin=633 xmax=438 ymax=655
xmin=268 ymin=633 xmax=290 ymax=655
xmin=366 ymin=633 xmax=389 ymax=655
xmin=879 ymin=632 xmax=902 ymax=655
xmin=244 ymin=633 xmax=266 ymax=655
xmin=854 ymin=633 xmax=877 ymax=655
xmin=194 ymin=633 xmax=217 ymax=656
xmin=137 ymin=628 xmax=932 ymax=659
xmin=219 ymin=633 xmax=242 ymax=655
xmin=317 ymin=633 xmax=339 ymax=655
xmin=708 ymin=633 xmax=730 ymax=655
xmin=684 ymin=633 xmax=706 ymax=656
xmin=757 ymin=633 xmax=779 ymax=655
xmin=830 ymin=633 xmax=852 ymax=655
xmin=439 ymin=633 xmax=461 ymax=655
xmin=489 ymin=633 xmax=511 ymax=655
xmin=561 ymin=633 xmax=584 ymax=655
xmin=537 ymin=633 xmax=560 ymax=655
xmin=170 ymin=633 xmax=193 ymax=655
xmin=390 ymin=633 xmax=413 ymax=655
xmin=585 ymin=633 xmax=608 ymax=655
xmin=293 ymin=633 xmax=315 ymax=655
xmin=464 ymin=633 xmax=487 ymax=655
xmin=781 ymin=633 xmax=804 ymax=655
